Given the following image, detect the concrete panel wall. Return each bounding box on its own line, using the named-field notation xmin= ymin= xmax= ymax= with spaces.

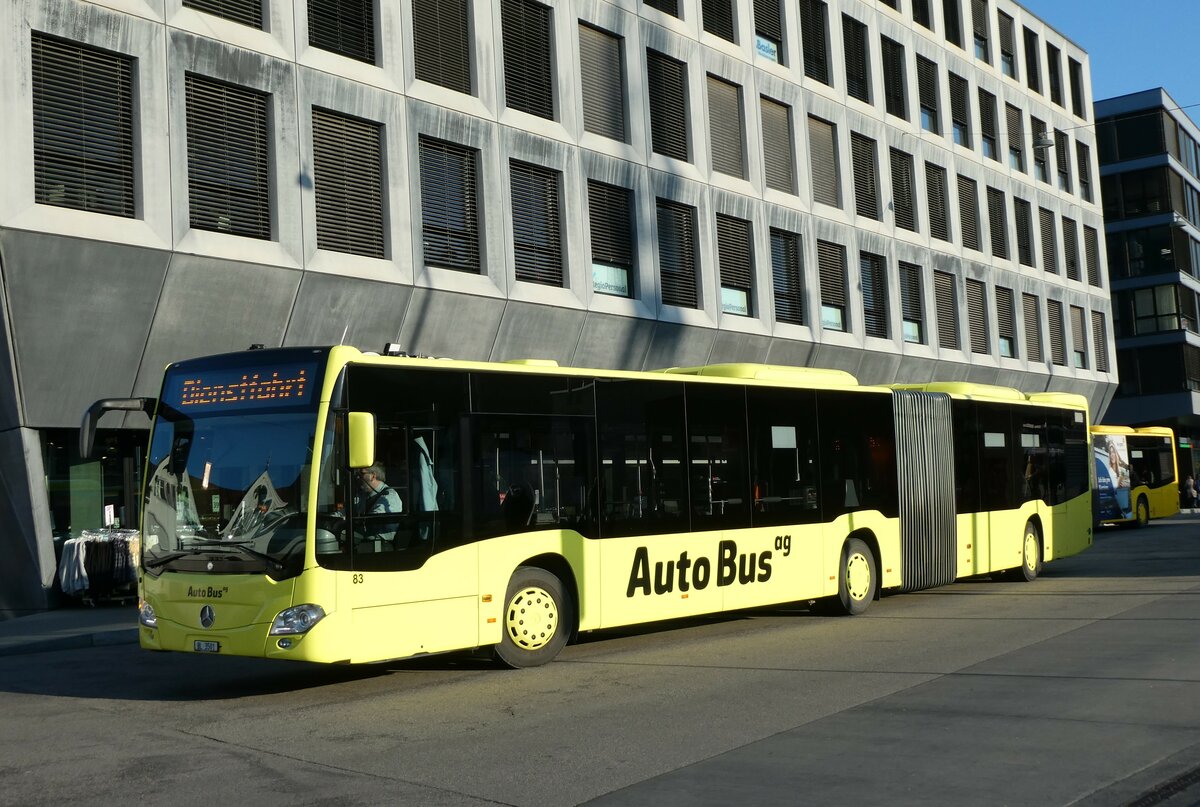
xmin=0 ymin=428 xmax=56 ymax=616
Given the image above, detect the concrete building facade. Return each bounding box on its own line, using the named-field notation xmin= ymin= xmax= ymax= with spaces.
xmin=0 ymin=0 xmax=1114 ymax=614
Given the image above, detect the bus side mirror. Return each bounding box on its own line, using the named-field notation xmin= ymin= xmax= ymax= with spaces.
xmin=81 ymin=398 xmax=157 ymax=459
xmin=347 ymin=412 xmax=376 ymax=469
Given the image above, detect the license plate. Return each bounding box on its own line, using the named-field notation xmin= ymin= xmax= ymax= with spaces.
xmin=194 ymin=640 xmax=220 ymax=653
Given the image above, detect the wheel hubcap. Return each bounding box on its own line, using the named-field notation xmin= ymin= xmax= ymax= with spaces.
xmin=505 ymin=586 xmax=558 ymax=651
xmin=1024 ymin=531 xmax=1038 ymax=571
xmin=846 ymin=553 xmax=871 ymax=601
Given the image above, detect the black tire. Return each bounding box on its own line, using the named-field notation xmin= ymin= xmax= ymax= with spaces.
xmin=1135 ymin=497 xmax=1150 ymax=529
xmin=831 ymin=537 xmax=877 ymax=616
xmin=1016 ymin=520 xmax=1042 ymax=582
xmin=494 ymin=566 xmax=571 ymax=668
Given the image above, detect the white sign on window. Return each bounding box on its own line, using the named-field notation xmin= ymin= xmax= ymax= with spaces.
xmin=593 ymin=264 xmax=629 ymax=297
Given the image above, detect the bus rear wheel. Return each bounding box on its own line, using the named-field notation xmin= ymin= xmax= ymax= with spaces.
xmin=1135 ymin=497 xmax=1150 ymax=528
xmin=495 ymin=566 xmax=571 ymax=668
xmin=1015 ymin=521 xmax=1042 ymax=582
xmin=833 ymin=537 xmax=877 ymax=616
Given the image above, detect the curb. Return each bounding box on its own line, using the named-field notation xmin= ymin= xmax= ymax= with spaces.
xmin=0 ymin=628 xmax=139 ymax=658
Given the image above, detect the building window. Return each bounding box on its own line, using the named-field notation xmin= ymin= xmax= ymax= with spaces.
xmin=1048 ymin=299 xmax=1066 ymax=366
xmin=184 ymin=0 xmax=263 ymax=28
xmin=843 ymin=15 xmax=870 ymax=103
xmin=309 ymin=0 xmax=375 ymax=63
xmin=771 ymin=228 xmax=805 ymax=325
xmin=1055 ymin=130 xmax=1072 ymax=192
xmin=970 ymin=0 xmax=989 ymax=63
xmin=1006 ymin=104 xmax=1025 ymax=171
xmin=798 ymin=0 xmax=830 ymax=85
xmin=754 ymin=0 xmax=784 ymax=62
xmin=510 ymin=160 xmax=562 ymax=286
xmin=31 ymin=33 xmax=135 ymax=219
xmin=1023 ymin=28 xmax=1040 ymax=93
xmin=817 ymin=240 xmax=847 ymax=331
xmin=1062 ymin=217 xmax=1080 ymax=281
xmin=912 ymin=0 xmax=932 ymax=29
xmin=761 ymin=96 xmax=795 ymax=194
xmin=891 ymin=148 xmax=916 ymax=232
xmin=419 ymin=136 xmax=480 ymax=273
xmin=899 ymin=262 xmax=924 ymax=343
xmin=979 ymin=89 xmax=998 ymax=161
xmin=579 ymin=24 xmax=625 ymax=142
xmin=934 ymin=270 xmax=959 ymax=349
xmin=1091 ymin=312 xmax=1110 ymax=372
xmin=996 ymin=286 xmax=1016 ymax=358
xmin=949 ymin=72 xmax=971 ymax=147
xmin=1084 ymin=225 xmax=1102 ymax=287
xmin=1023 ymin=293 xmax=1043 ymax=363
xmin=916 ymin=56 xmax=940 ymax=134
xmin=702 ymin=0 xmax=735 ymax=42
xmin=185 ymin=73 xmax=270 ymax=239
xmin=965 ymin=278 xmax=988 ymax=354
xmin=657 ymin=199 xmax=697 ymax=308
xmin=312 ymin=107 xmax=385 ymax=258
xmin=943 ymin=0 xmax=963 ymax=48
xmin=708 ymin=75 xmax=745 ymax=179
xmin=716 ymin=214 xmax=753 ymax=315
xmin=413 ymin=0 xmax=471 ymax=93
xmin=502 ymin=0 xmax=554 ymax=119
xmin=1032 ymin=117 xmax=1049 ymax=182
xmin=986 ymin=186 xmax=1008 ymax=259
xmin=860 ymin=251 xmax=888 ymax=338
xmin=588 ymin=180 xmax=634 ymax=297
xmin=926 ymin=163 xmax=950 ymax=241
xmin=647 ymin=50 xmax=689 ymax=162
xmin=850 ymin=132 xmax=879 ymax=220
xmin=1039 ymin=207 xmax=1057 ymax=274
xmin=997 ymin=12 xmax=1016 ymax=78
xmin=1132 ymin=286 xmax=1183 ymax=334
xmin=1014 ymin=198 xmax=1034 ymax=267
xmin=644 ymin=0 xmax=678 ymax=17
xmin=1047 ymin=43 xmax=1063 ymax=106
xmin=1070 ymin=305 xmax=1087 ymax=368
xmin=1069 ymin=58 xmax=1086 ymax=119
xmin=958 ymin=174 xmax=980 ymax=251
xmin=881 ymin=36 xmax=908 ymax=121
xmin=808 ymin=116 xmax=840 ymax=208
xmin=1076 ymin=141 xmax=1093 ymax=202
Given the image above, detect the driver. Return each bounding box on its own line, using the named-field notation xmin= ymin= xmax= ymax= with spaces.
xmin=356 ymin=465 xmax=402 ymax=517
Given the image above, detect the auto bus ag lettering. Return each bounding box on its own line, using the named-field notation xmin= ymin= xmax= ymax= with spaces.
xmin=626 ymin=537 xmax=792 ymax=597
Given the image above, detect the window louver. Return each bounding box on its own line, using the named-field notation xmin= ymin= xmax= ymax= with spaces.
xmin=934 ymin=270 xmax=959 ymax=349
xmin=1032 ymin=117 xmax=1049 ymax=179
xmin=881 ymin=36 xmax=907 ymax=119
xmin=809 ymin=116 xmax=839 ymax=207
xmin=1070 ymin=305 xmax=1087 ymax=367
xmin=1039 ymin=207 xmax=1057 ymax=273
xmin=926 ymin=163 xmax=949 ymax=241
xmin=979 ymin=89 xmax=997 ymax=149
xmin=32 ymin=33 xmax=135 ymax=219
xmin=1076 ymin=141 xmax=1092 ymax=200
xmin=1055 ymin=129 xmax=1071 ymax=189
xmin=184 ymin=0 xmax=263 ymax=28
xmin=579 ymin=24 xmax=625 ymax=141
xmin=860 ymin=252 xmax=888 ymax=338
xmin=949 ymin=72 xmax=970 ymax=145
xmin=185 ymin=73 xmax=270 ymax=239
xmin=912 ymin=0 xmax=932 ymax=28
xmin=1014 ymin=198 xmax=1033 ymax=266
xmin=413 ymin=0 xmax=471 ymax=93
xmin=419 ymin=135 xmax=480 ymax=273
xmin=502 ymin=0 xmax=554 ymax=119
xmin=998 ymin=12 xmax=1016 ymax=74
xmin=717 ymin=214 xmax=753 ymax=306
xmin=986 ymin=186 xmax=1008 ymax=259
xmin=958 ymin=175 xmax=980 ymax=251
xmin=312 ymin=107 xmax=384 ymax=258
xmin=843 ymin=16 xmax=870 ymax=102
xmin=965 ymin=278 xmax=988 ymax=354
xmin=1084 ymin=226 xmax=1101 ymax=287
xmin=1023 ymin=293 xmax=1043 ymax=363
xmin=970 ymin=0 xmax=988 ymax=59
xmin=1006 ymin=104 xmax=1024 ymax=169
xmin=817 ymin=239 xmax=847 ymax=328
xmin=851 ymin=133 xmax=878 ymax=220
xmin=754 ymin=0 xmax=783 ymax=49
xmin=1024 ymin=27 xmax=1040 ymax=92
xmin=708 ymin=76 xmax=744 ymax=178
xmin=1062 ymin=217 xmax=1080 ymax=281
xmin=657 ymin=199 xmax=697 ymax=308
xmin=702 ymin=0 xmax=735 ymax=43
xmin=916 ymin=56 xmax=939 ymax=132
xmin=761 ymin=96 xmax=794 ymax=194
xmin=644 ymin=0 xmax=678 ymax=18
xmin=891 ymin=148 xmax=916 ymax=231
xmin=1092 ymin=311 xmax=1110 ymax=372
xmin=900 ymin=261 xmax=923 ymax=342
xmin=308 ymin=0 xmax=376 ymax=63
xmin=996 ymin=285 xmax=1015 ymax=356
xmin=511 ymin=160 xmax=562 ymax=286
xmin=588 ymin=179 xmax=633 ymax=273
xmin=798 ymin=0 xmax=830 ymax=85
xmin=943 ymin=0 xmax=963 ymax=47
xmin=772 ymin=228 xmax=805 ymax=325
xmin=1048 ymin=299 xmax=1066 ymax=365
xmin=648 ymin=50 xmax=689 ymax=162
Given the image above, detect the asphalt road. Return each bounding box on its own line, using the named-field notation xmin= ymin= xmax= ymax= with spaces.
xmin=1 ymin=517 xmax=1198 ymax=807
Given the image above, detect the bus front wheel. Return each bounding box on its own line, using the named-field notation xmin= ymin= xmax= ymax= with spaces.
xmin=834 ymin=537 xmax=877 ymax=616
xmin=1016 ymin=521 xmax=1042 ymax=582
xmin=1135 ymin=497 xmax=1150 ymax=528
xmin=495 ymin=566 xmax=571 ymax=668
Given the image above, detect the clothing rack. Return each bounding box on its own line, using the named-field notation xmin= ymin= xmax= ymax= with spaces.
xmin=58 ymin=528 xmax=139 ymax=606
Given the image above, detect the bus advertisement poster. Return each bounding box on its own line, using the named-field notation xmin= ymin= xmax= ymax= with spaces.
xmin=1094 ymin=434 xmax=1132 ymax=521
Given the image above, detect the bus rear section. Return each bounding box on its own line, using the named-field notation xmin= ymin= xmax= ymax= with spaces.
xmin=1092 ymin=426 xmax=1179 ymax=527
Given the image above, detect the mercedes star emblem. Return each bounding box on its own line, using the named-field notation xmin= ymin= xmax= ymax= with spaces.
xmin=200 ymin=605 xmax=215 ymax=629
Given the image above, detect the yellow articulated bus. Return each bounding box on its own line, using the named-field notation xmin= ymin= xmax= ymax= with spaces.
xmin=81 ymin=346 xmax=1093 ymax=667
xmin=1091 ymin=425 xmax=1179 ymax=528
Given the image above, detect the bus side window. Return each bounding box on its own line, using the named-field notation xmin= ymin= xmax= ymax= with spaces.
xmin=747 ymin=387 xmax=822 ymax=528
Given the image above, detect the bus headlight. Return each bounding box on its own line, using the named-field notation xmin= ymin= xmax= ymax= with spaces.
xmin=270 ymin=604 xmax=326 ymax=635
xmin=138 ymin=600 xmax=157 ymax=629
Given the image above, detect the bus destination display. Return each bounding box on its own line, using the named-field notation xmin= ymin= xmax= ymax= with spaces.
xmin=164 ymin=361 xmax=316 ymax=411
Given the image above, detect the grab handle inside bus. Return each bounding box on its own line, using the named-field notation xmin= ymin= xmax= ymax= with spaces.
xmin=347 ymin=412 xmax=376 ymax=469
xmin=80 ymin=398 xmax=157 ymax=459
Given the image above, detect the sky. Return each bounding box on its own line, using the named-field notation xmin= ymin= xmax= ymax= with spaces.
xmin=1023 ymin=0 xmax=1200 ymax=117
